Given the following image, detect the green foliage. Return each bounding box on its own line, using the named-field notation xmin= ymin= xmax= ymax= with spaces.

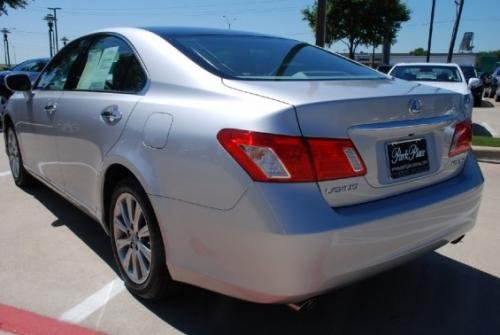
xmin=302 ymin=0 xmax=410 ymax=59
xmin=409 ymin=47 xmax=427 ymax=56
xmin=472 ymin=136 xmax=500 ymax=147
xmin=0 ymin=0 xmax=29 ymax=15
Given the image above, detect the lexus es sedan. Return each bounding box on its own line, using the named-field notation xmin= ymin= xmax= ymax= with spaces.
xmin=2 ymin=27 xmax=483 ymax=304
xmin=389 ymin=63 xmax=481 ymax=108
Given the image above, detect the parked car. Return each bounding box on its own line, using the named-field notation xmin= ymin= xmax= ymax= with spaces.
xmin=3 ymin=27 xmax=483 ymax=304
xmin=490 ymin=67 xmax=500 ymax=101
xmin=0 ymin=58 xmax=49 ymax=104
xmin=388 ymin=63 xmax=480 ymax=111
xmin=376 ymin=64 xmax=393 ymax=73
xmin=460 ymin=65 xmax=483 ymax=106
xmin=0 ymin=58 xmax=49 ymax=130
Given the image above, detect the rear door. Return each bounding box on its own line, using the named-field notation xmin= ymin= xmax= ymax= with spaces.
xmin=52 ymin=34 xmax=147 ymax=213
xmin=21 ymin=39 xmax=89 ymax=187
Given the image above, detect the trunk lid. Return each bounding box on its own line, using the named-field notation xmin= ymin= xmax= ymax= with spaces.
xmin=223 ymin=78 xmax=469 ymax=207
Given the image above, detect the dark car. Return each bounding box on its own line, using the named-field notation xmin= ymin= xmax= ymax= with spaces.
xmin=376 ymin=64 xmax=393 ymax=74
xmin=460 ymin=65 xmax=483 ymax=106
xmin=490 ymin=67 xmax=500 ymax=101
xmin=0 ymin=58 xmax=49 ymax=130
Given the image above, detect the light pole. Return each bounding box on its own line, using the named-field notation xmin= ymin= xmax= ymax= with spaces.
xmin=61 ymin=36 xmax=69 ymax=46
xmin=315 ymin=0 xmax=326 ymax=47
xmin=1 ymin=28 xmax=11 ymax=67
xmin=222 ymin=15 xmax=236 ymax=30
xmin=43 ymin=14 xmax=56 ymax=57
xmin=48 ymin=7 xmax=61 ymax=52
xmin=426 ymin=0 xmax=436 ymax=62
xmin=447 ymin=0 xmax=465 ymax=63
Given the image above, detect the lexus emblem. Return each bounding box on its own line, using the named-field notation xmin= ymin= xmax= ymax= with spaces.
xmin=408 ymin=98 xmax=423 ymax=114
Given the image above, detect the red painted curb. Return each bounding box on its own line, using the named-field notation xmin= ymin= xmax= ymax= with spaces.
xmin=0 ymin=303 xmax=105 ymax=335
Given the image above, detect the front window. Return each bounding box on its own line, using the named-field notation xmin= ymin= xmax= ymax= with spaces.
xmin=391 ymin=65 xmax=463 ymax=83
xmin=161 ymin=34 xmax=384 ymax=81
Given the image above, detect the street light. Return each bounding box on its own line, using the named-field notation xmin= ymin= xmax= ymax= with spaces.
xmin=61 ymin=36 xmax=69 ymax=46
xmin=43 ymin=13 xmax=56 ymax=57
xmin=1 ymin=28 xmax=11 ymax=67
xmin=222 ymin=15 xmax=236 ymax=30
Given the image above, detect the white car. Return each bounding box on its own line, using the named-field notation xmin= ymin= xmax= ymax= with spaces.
xmin=389 ymin=63 xmax=481 ymax=111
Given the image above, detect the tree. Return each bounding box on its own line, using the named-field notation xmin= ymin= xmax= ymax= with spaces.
xmin=0 ymin=0 xmax=29 ymax=15
xmin=409 ymin=47 xmax=427 ymax=56
xmin=302 ymin=0 xmax=410 ymax=59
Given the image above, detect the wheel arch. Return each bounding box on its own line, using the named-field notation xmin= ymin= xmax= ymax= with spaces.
xmin=100 ymin=160 xmax=154 ymax=234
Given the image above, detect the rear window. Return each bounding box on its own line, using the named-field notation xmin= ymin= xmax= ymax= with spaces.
xmin=391 ymin=65 xmax=463 ymax=83
xmin=162 ymin=34 xmax=384 ymax=81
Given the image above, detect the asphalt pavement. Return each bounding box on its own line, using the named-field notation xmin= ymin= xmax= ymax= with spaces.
xmin=0 ymin=132 xmax=499 ymax=334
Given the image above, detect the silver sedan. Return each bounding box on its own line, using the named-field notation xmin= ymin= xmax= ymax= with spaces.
xmin=2 ymin=27 xmax=483 ymax=304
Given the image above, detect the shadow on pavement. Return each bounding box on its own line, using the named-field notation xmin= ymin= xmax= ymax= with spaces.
xmin=24 ymin=184 xmax=119 ymax=274
xmin=26 ymin=183 xmax=500 ymax=335
xmin=478 ymin=100 xmax=495 ymax=108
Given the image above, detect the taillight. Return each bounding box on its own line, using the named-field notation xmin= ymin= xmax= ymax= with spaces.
xmin=449 ymin=119 xmax=472 ymax=157
xmin=217 ymin=129 xmax=366 ymax=182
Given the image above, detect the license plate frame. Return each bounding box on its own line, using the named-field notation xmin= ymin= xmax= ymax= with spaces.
xmin=387 ymin=138 xmax=430 ymax=179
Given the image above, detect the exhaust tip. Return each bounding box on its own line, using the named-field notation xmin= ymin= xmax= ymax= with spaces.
xmin=451 ymin=234 xmax=465 ymax=244
xmin=287 ymin=299 xmax=316 ymax=312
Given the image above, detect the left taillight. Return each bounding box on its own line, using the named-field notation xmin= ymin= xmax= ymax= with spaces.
xmin=217 ymin=129 xmax=366 ymax=183
xmin=449 ymin=119 xmax=472 ymax=157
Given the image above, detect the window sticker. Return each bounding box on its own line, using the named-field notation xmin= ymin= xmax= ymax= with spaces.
xmin=77 ymin=46 xmax=119 ymax=90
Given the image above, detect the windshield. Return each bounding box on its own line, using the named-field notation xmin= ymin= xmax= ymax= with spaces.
xmin=391 ymin=65 xmax=463 ymax=83
xmin=163 ymin=34 xmax=384 ymax=81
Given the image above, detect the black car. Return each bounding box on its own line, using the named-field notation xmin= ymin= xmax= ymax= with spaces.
xmin=377 ymin=64 xmax=393 ymax=74
xmin=0 ymin=58 xmax=49 ymax=130
xmin=460 ymin=65 xmax=483 ymax=107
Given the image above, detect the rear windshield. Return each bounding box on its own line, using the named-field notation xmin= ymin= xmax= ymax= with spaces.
xmin=162 ymin=34 xmax=384 ymax=81
xmin=391 ymin=65 xmax=463 ymax=83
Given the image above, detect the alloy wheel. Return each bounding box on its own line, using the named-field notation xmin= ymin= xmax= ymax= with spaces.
xmin=113 ymin=193 xmax=152 ymax=284
xmin=7 ymin=129 xmax=21 ymax=180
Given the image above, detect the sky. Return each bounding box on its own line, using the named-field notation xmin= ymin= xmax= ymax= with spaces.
xmin=0 ymin=0 xmax=499 ymax=64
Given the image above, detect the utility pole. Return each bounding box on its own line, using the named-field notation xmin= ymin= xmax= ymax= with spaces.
xmin=447 ymin=0 xmax=464 ymax=63
xmin=426 ymin=0 xmax=436 ymax=62
xmin=315 ymin=0 xmax=326 ymax=47
xmin=1 ymin=28 xmax=11 ymax=67
xmin=43 ymin=14 xmax=55 ymax=57
xmin=48 ymin=7 xmax=61 ymax=52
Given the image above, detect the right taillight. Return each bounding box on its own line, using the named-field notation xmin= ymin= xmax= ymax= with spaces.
xmin=217 ymin=129 xmax=366 ymax=183
xmin=449 ymin=119 xmax=472 ymax=157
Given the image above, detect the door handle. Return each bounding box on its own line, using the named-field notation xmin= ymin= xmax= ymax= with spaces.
xmin=44 ymin=104 xmax=57 ymax=115
xmin=101 ymin=105 xmax=122 ymax=124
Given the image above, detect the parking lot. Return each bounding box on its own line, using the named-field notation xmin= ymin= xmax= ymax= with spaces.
xmin=1 ymin=110 xmax=500 ymax=334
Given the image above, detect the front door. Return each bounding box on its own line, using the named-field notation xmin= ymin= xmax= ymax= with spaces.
xmin=22 ymin=38 xmax=91 ymax=187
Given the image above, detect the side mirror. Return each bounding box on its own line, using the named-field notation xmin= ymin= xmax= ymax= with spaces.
xmin=5 ymin=73 xmax=32 ymax=92
xmin=468 ymin=77 xmax=481 ymax=89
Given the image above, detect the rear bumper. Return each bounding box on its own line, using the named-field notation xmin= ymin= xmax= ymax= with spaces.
xmin=151 ymin=154 xmax=483 ymax=303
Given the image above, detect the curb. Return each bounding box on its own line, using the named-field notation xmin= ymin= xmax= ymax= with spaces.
xmin=472 ymin=145 xmax=500 ymax=163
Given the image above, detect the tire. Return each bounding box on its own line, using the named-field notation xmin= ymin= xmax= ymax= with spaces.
xmin=109 ymin=178 xmax=178 ymax=300
xmin=5 ymin=126 xmax=33 ymax=187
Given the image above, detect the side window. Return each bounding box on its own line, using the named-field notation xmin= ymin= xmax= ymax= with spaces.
xmin=75 ymin=35 xmax=146 ymax=93
xmin=36 ymin=39 xmax=89 ymax=90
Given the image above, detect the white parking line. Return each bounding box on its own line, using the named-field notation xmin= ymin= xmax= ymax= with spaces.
xmin=58 ymin=278 xmax=125 ymax=323
xmin=0 ymin=171 xmax=11 ymax=177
